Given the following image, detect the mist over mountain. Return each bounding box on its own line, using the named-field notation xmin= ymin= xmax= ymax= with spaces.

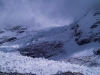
xmin=0 ymin=0 xmax=99 ymax=30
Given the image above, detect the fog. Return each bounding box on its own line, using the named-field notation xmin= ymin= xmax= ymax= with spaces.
xmin=0 ymin=0 xmax=99 ymax=30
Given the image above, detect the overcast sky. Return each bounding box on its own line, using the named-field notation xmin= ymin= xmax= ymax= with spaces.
xmin=0 ymin=0 xmax=98 ymax=30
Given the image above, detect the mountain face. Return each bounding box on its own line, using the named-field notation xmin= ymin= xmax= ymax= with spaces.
xmin=18 ymin=6 xmax=100 ymax=59
xmin=0 ymin=25 xmax=28 ymax=45
xmin=0 ymin=4 xmax=100 ymax=60
xmin=73 ymin=8 xmax=100 ymax=45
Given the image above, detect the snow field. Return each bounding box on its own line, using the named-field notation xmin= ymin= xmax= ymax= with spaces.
xmin=0 ymin=51 xmax=100 ymax=75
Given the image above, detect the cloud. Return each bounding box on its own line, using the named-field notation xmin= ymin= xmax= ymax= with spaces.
xmin=0 ymin=0 xmax=99 ymax=30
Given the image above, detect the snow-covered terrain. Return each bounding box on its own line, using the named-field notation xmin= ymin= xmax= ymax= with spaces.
xmin=0 ymin=1 xmax=100 ymax=75
xmin=0 ymin=51 xmax=100 ymax=75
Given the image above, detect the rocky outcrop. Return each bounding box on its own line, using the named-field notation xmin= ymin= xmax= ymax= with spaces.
xmin=5 ymin=25 xmax=27 ymax=34
xmin=93 ymin=47 xmax=100 ymax=55
xmin=0 ymin=30 xmax=4 ymax=34
xmin=0 ymin=37 xmax=17 ymax=45
xmin=19 ymin=41 xmax=64 ymax=58
xmin=0 ymin=71 xmax=83 ymax=75
xmin=64 ymin=56 xmax=93 ymax=66
xmin=54 ymin=71 xmax=84 ymax=75
xmin=0 ymin=72 xmax=35 ymax=75
xmin=90 ymin=21 xmax=100 ymax=29
xmin=73 ymin=20 xmax=100 ymax=45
